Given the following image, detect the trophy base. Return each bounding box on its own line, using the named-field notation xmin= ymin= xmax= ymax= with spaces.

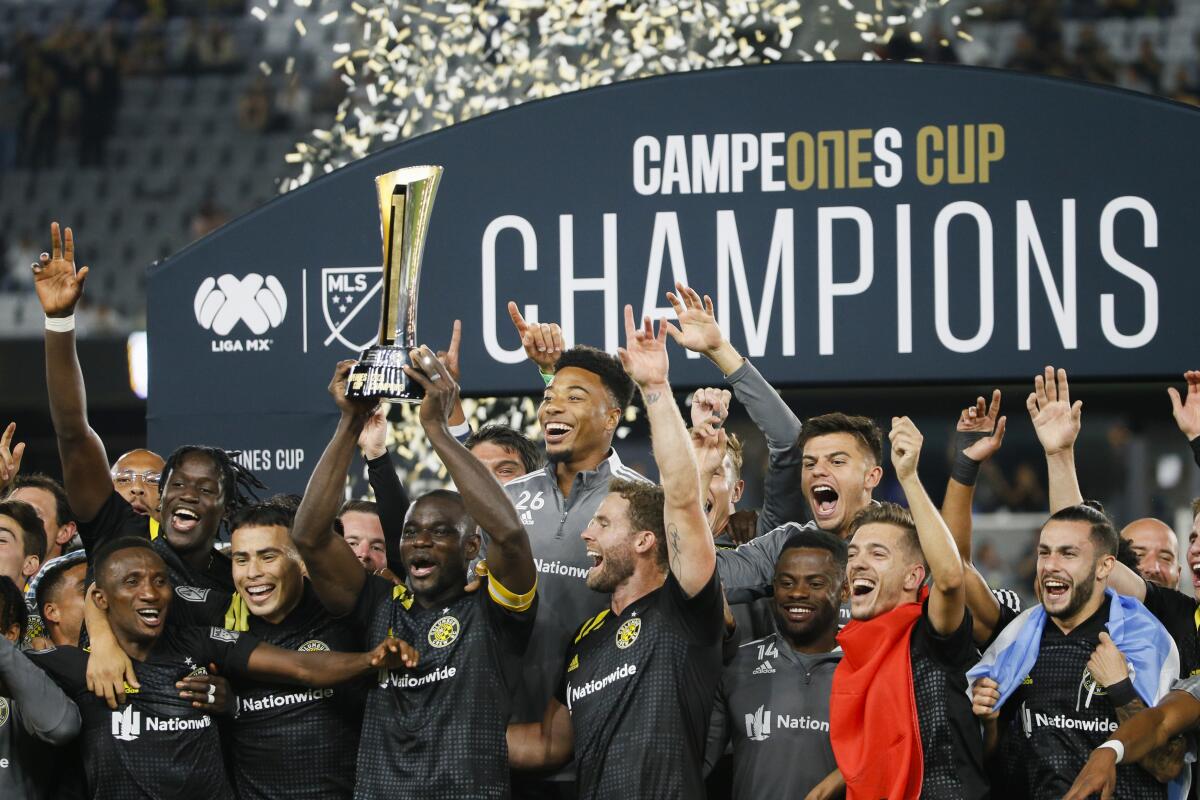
xmin=345 ymin=345 xmax=424 ymax=402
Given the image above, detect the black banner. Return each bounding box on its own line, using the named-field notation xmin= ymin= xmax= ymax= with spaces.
xmin=149 ymin=62 xmax=1200 ymax=491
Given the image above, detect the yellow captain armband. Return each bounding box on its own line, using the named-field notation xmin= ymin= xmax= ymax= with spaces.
xmin=392 ymin=583 xmax=414 ymax=610
xmin=475 ymin=561 xmax=536 ymax=613
xmin=224 ymin=594 xmax=250 ymax=633
xmin=149 ymin=516 xmax=160 ymax=541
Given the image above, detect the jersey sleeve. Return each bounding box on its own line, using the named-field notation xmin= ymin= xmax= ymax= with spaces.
xmin=0 ymin=638 xmax=82 ymax=744
xmin=715 ymin=523 xmax=798 ymax=597
xmin=76 ymin=489 xmax=151 ymax=559
xmin=915 ymin=599 xmax=976 ymax=670
xmin=24 ymin=645 xmax=90 ymax=697
xmin=168 ymin=586 xmax=233 ymax=629
xmin=365 ymin=453 xmax=411 ymax=578
xmin=664 ymin=567 xmax=725 ymax=646
xmin=344 ymin=574 xmax=396 ymax=639
xmin=1142 ymin=581 xmax=1196 ymax=628
xmin=187 ymin=626 xmax=261 ymax=680
xmin=480 ymin=580 xmax=538 ymax=658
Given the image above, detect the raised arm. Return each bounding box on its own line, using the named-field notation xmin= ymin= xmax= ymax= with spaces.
xmin=1027 ymin=366 xmax=1083 ymax=513
xmin=666 ymin=284 xmax=806 ymax=533
xmin=245 ymin=634 xmax=417 ymax=687
xmin=360 ymin=405 xmax=410 ymax=577
xmin=940 ymin=391 xmax=1009 ymax=643
xmin=618 ymin=305 xmax=714 ymax=597
xmin=1168 ymin=370 xmax=1200 ymax=468
xmin=891 ymin=417 xmax=965 ymax=636
xmin=0 ymin=423 xmax=26 ymax=495
xmin=507 ymin=302 xmax=564 ymax=379
xmin=507 ymin=697 xmax=574 ymax=770
xmin=32 ymin=222 xmax=112 ymax=523
xmin=290 ymin=361 xmax=378 ymax=616
xmin=401 ymin=345 xmax=535 ymax=596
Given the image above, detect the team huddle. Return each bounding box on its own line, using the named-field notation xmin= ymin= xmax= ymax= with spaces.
xmin=2 ymin=221 xmax=1200 ymax=799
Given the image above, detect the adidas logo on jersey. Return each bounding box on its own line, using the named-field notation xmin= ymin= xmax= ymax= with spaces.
xmin=752 ymin=660 xmax=776 ymax=675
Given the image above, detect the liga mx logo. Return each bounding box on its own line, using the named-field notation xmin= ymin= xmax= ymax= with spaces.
xmin=195 ymin=273 xmax=286 ymax=352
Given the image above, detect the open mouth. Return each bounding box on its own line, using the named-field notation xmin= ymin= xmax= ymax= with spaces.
xmin=544 ymin=422 xmax=574 ymax=446
xmin=244 ymin=584 xmax=276 ymax=604
xmin=811 ymin=485 xmax=839 ymax=519
xmin=783 ymin=604 xmax=814 ymax=622
xmin=1043 ymin=578 xmax=1069 ymax=599
xmin=1191 ymin=562 xmax=1200 ymax=588
xmin=408 ymin=557 xmax=437 ymax=579
xmin=587 ymin=549 xmax=603 ymax=572
xmin=851 ymin=577 xmax=875 ymax=597
xmin=135 ymin=607 xmax=163 ymax=627
xmin=171 ymin=507 xmax=200 ymax=533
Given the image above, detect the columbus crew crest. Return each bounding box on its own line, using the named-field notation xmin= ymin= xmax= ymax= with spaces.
xmin=427 ymin=615 xmax=461 ymax=648
xmin=299 ymin=640 xmax=330 ymax=652
xmin=0 ymin=697 xmax=9 ymax=728
xmin=615 ymin=618 xmax=642 ymax=649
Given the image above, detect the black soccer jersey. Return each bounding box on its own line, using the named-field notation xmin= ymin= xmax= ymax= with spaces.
xmin=79 ymin=490 xmax=234 ymax=593
xmin=557 ymin=569 xmax=724 ymax=800
xmin=174 ymin=581 xmax=368 ymax=800
xmin=349 ymin=575 xmax=536 ymax=799
xmin=28 ymin=625 xmax=257 ymax=800
xmin=909 ymin=603 xmax=989 ymax=800
xmin=998 ymin=596 xmax=1166 ymax=800
xmin=1141 ymin=580 xmax=1200 ymax=678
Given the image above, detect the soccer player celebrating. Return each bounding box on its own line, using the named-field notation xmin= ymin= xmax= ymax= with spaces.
xmin=507 ymin=306 xmax=725 ymax=798
xmin=28 ymin=537 xmax=416 ymax=800
xmin=831 ymin=417 xmax=986 ymax=800
xmin=968 ymin=501 xmax=1181 ymax=799
xmin=33 ymin=222 xmax=263 ymax=592
xmin=0 ymin=501 xmax=45 ymax=589
xmin=7 ymin=474 xmax=77 ymax=561
xmin=705 ymin=529 xmax=848 ymax=799
xmin=1120 ymin=518 xmax=1181 ymax=589
xmin=291 ymin=351 xmax=537 ymax=799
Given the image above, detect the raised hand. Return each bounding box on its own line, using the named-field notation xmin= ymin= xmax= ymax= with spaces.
xmin=1026 ymin=366 xmax=1081 ymax=456
xmin=358 ymin=403 xmax=390 ymax=460
xmin=507 ymin=302 xmax=563 ymax=373
xmin=957 ymin=390 xmax=1007 ymax=463
xmin=1168 ymin=370 xmax=1200 ymax=441
xmin=726 ymin=510 xmax=759 ymax=545
xmin=436 ymin=319 xmax=462 ymax=383
xmin=328 ymin=360 xmax=379 ymax=419
xmin=663 ymin=282 xmax=724 ymax=356
xmin=368 ymin=636 xmax=419 ymax=670
xmin=32 ymin=222 xmax=90 ymax=318
xmin=889 ymin=416 xmax=924 ymax=482
xmin=616 ymin=304 xmax=669 ymax=390
xmin=690 ymin=387 xmax=731 ymax=436
xmin=691 ymin=426 xmax=728 ymax=481
xmin=402 ymin=345 xmax=459 ymax=428
xmin=0 ymin=422 xmax=26 ymax=494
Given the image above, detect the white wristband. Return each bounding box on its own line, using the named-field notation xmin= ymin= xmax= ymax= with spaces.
xmin=44 ymin=315 xmax=76 ymax=332
xmin=448 ymin=420 xmax=472 ymax=440
xmin=1097 ymin=739 xmax=1125 ymax=764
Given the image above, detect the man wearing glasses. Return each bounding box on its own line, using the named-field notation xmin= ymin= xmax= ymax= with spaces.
xmin=109 ymin=449 xmax=165 ymax=530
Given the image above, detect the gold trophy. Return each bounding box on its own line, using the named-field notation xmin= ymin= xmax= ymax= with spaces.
xmin=345 ymin=165 xmax=443 ymax=401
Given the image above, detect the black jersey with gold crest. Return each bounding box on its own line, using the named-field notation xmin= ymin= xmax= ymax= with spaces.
xmin=27 ymin=625 xmax=257 ymax=800
xmin=349 ymin=573 xmax=537 ymax=799
xmin=996 ymin=596 xmax=1165 ymax=800
xmin=556 ymin=569 xmax=724 ymax=800
xmin=227 ymin=582 xmax=368 ymax=800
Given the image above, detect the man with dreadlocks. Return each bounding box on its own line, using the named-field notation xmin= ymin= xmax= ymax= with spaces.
xmin=32 ymin=222 xmax=265 ymax=595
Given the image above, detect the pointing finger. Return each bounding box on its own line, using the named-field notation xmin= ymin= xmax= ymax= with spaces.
xmin=506 ymin=301 xmax=528 ymax=334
